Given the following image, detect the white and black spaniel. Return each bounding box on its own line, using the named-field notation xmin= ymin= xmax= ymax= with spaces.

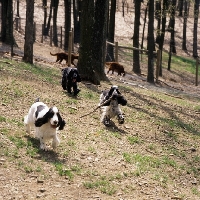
xmin=99 ymin=85 xmax=127 ymax=126
xmin=24 ymin=100 xmax=66 ymax=150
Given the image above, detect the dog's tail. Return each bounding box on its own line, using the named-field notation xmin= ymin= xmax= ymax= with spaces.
xmin=50 ymin=52 xmax=57 ymax=56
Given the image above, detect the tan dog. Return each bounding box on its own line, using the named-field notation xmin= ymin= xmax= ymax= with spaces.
xmin=50 ymin=52 xmax=79 ymax=65
xmin=105 ymin=62 xmax=126 ymax=76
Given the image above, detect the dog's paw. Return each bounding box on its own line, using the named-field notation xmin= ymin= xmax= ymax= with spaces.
xmin=118 ymin=118 xmax=124 ymax=124
xmin=118 ymin=114 xmax=124 ymax=124
xmin=103 ymin=119 xmax=111 ymax=127
xmin=40 ymin=143 xmax=48 ymax=151
xmin=74 ymin=89 xmax=80 ymax=96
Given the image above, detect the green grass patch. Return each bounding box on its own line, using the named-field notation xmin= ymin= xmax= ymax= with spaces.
xmin=83 ymin=176 xmax=116 ymax=195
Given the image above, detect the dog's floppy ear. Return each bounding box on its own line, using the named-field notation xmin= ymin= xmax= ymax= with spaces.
xmin=35 ymin=117 xmax=48 ymax=127
xmin=35 ymin=108 xmax=53 ymax=127
xmin=57 ymin=112 xmax=66 ymax=130
xmin=117 ymin=95 xmax=127 ymax=106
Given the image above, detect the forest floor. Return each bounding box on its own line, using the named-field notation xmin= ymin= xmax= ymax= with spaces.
xmin=0 ymin=1 xmax=200 ymax=200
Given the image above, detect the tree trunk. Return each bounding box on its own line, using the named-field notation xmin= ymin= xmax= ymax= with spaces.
xmin=64 ymin=0 xmax=71 ymax=50
xmin=73 ymin=0 xmax=80 ymax=43
xmin=52 ymin=0 xmax=59 ymax=47
xmin=1 ymin=0 xmax=8 ymax=42
xmin=92 ymin=0 xmax=109 ymax=81
xmin=43 ymin=0 xmax=48 ymax=35
xmin=193 ymin=0 xmax=199 ymax=58
xmin=141 ymin=2 xmax=148 ymax=50
xmin=23 ymin=0 xmax=34 ymax=64
xmin=106 ymin=0 xmax=116 ymax=61
xmin=158 ymin=0 xmax=168 ymax=76
xmin=147 ymin=0 xmax=155 ymax=83
xmin=155 ymin=0 xmax=161 ymax=44
xmin=182 ymin=0 xmax=188 ymax=50
xmin=132 ymin=0 xmax=141 ymax=74
xmin=1 ymin=0 xmax=15 ymax=45
xmin=178 ymin=0 xmax=184 ymax=16
xmin=45 ymin=0 xmax=53 ymax=35
xmin=77 ymin=0 xmax=96 ymax=83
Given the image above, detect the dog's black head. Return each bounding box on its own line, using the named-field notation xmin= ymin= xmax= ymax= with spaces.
xmin=108 ymin=85 xmax=121 ymax=97
xmin=103 ymin=85 xmax=127 ymax=106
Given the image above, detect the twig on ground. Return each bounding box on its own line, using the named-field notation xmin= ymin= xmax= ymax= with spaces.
xmin=80 ymin=95 xmax=116 ymax=118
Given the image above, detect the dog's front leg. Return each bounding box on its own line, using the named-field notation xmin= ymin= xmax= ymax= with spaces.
xmin=39 ymin=137 xmax=48 ymax=151
xmin=101 ymin=110 xmax=111 ymax=126
xmin=115 ymin=108 xmax=124 ymax=124
xmin=25 ymin=124 xmax=31 ymax=134
xmin=52 ymin=134 xmax=60 ymax=149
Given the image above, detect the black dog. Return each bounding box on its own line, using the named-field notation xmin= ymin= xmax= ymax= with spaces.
xmin=61 ymin=67 xmax=81 ymax=96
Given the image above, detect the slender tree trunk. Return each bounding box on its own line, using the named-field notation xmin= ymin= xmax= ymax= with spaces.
xmin=182 ymin=0 xmax=188 ymax=50
xmin=158 ymin=0 xmax=168 ymax=76
xmin=141 ymin=2 xmax=148 ymax=51
xmin=178 ymin=0 xmax=184 ymax=16
xmin=45 ymin=1 xmax=53 ymax=35
xmin=52 ymin=0 xmax=59 ymax=46
xmin=73 ymin=0 xmax=80 ymax=43
xmin=169 ymin=0 xmax=177 ymax=54
xmin=106 ymin=0 xmax=116 ymax=61
xmin=64 ymin=0 xmax=71 ymax=50
xmin=147 ymin=0 xmax=154 ymax=83
xmin=43 ymin=0 xmax=48 ymax=35
xmin=23 ymin=0 xmax=34 ymax=64
xmin=155 ymin=0 xmax=161 ymax=44
xmin=133 ymin=0 xmax=141 ymax=74
xmin=193 ymin=0 xmax=199 ymax=58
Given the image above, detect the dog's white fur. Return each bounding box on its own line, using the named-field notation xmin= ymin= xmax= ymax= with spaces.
xmin=99 ymin=86 xmax=126 ymax=126
xmin=24 ymin=101 xmax=65 ymax=150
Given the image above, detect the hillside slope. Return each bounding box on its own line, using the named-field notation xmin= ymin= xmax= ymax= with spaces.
xmin=0 ymin=58 xmax=200 ymax=200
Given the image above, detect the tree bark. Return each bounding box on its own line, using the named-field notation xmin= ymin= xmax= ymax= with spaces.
xmin=23 ymin=0 xmax=34 ymax=64
xmin=193 ymin=0 xmax=199 ymax=58
xmin=106 ymin=0 xmax=116 ymax=61
xmin=92 ymin=0 xmax=109 ymax=81
xmin=182 ymin=0 xmax=188 ymax=50
xmin=77 ymin=0 xmax=96 ymax=83
xmin=73 ymin=0 xmax=80 ymax=43
xmin=159 ymin=0 xmax=168 ymax=76
xmin=64 ymin=0 xmax=71 ymax=50
xmin=155 ymin=0 xmax=161 ymax=44
xmin=78 ymin=0 xmax=108 ymax=84
xmin=147 ymin=0 xmax=155 ymax=83
xmin=52 ymin=0 xmax=59 ymax=47
xmin=1 ymin=0 xmax=15 ymax=45
xmin=132 ymin=0 xmax=141 ymax=74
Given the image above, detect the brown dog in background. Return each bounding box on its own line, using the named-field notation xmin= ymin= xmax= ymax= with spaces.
xmin=105 ymin=62 xmax=126 ymax=76
xmin=50 ymin=52 xmax=79 ymax=66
